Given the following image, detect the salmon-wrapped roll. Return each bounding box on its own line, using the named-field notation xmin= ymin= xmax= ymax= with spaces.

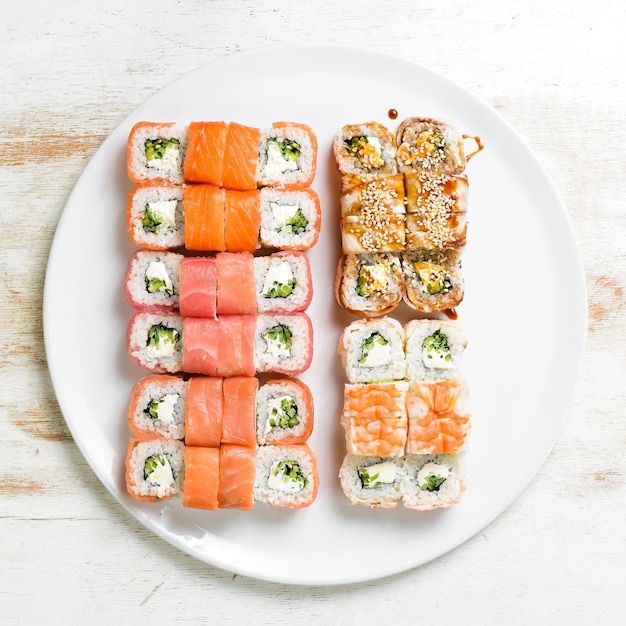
xmin=339 ymin=455 xmax=404 ymax=509
xmin=396 ymin=117 xmax=465 ymax=175
xmin=401 ymin=249 xmax=464 ymax=312
xmin=340 ymin=174 xmax=406 ymax=254
xmin=182 ymin=446 xmax=220 ymax=510
xmin=221 ymin=376 xmax=258 ymax=447
xmin=401 ymin=452 xmax=467 ymax=510
xmin=333 ymin=121 xmax=398 ymax=179
xmin=257 ymin=122 xmax=317 ymax=188
xmin=218 ymin=444 xmax=256 ymax=510
xmin=256 ymin=378 xmax=314 ymax=445
xmin=254 ymin=444 xmax=318 ymax=508
xmin=406 ymin=379 xmax=470 ymax=454
xmin=178 ymin=257 xmax=217 ymax=318
xmin=127 ymin=374 xmax=187 ymax=440
xmin=215 ymin=252 xmax=256 ymax=316
xmin=184 ymin=376 xmax=223 ymax=447
xmin=404 ymin=172 xmax=469 ymax=250
xmin=126 ymin=183 xmax=185 ymax=250
xmin=335 ymin=252 xmax=403 ymax=317
xmin=125 ymin=437 xmax=185 ymax=501
xmin=341 ymin=382 xmax=408 ymax=457
xmin=127 ymin=122 xmax=187 ymax=184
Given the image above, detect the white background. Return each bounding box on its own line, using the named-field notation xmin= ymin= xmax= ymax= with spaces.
xmin=2 ymin=1 xmax=623 ymax=624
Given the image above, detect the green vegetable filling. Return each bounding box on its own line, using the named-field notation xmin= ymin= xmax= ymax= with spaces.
xmin=356 ymin=264 xmax=385 ymax=298
xmin=358 ymin=467 xmax=387 ymax=490
xmin=268 ymin=137 xmax=301 ymax=163
xmin=147 ymin=324 xmax=179 ymax=349
xmin=422 ymin=330 xmax=451 ymax=364
xmin=264 ymin=278 xmax=296 ymax=299
xmin=143 ymin=454 xmax=169 ymax=480
xmin=145 ymin=137 xmax=179 ymax=162
xmin=268 ymin=397 xmax=300 ymax=430
xmin=142 ymin=204 xmax=176 ymax=234
xmin=359 ymin=331 xmax=388 ymax=364
xmin=344 ymin=136 xmax=368 ymax=156
xmin=415 ymin=261 xmax=452 ymax=295
xmin=272 ymin=460 xmax=307 ymax=491
xmin=420 ymin=473 xmax=447 ymax=492
xmin=275 ymin=206 xmax=308 ymax=234
xmin=145 ymin=277 xmax=173 ymax=295
xmin=262 ymin=324 xmax=292 ymax=352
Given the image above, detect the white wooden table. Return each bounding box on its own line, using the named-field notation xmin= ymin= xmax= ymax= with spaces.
xmin=2 ymin=1 xmax=624 ymax=623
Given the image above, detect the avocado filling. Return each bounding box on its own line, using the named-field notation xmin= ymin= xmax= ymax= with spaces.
xmin=268 ymin=460 xmax=307 ymax=493
xmin=344 ymin=135 xmax=384 ymax=168
xmin=422 ymin=330 xmax=452 ymax=367
xmin=356 ymin=262 xmax=388 ymax=298
xmin=415 ymin=261 xmax=452 ymax=295
xmin=143 ymin=454 xmax=175 ymax=488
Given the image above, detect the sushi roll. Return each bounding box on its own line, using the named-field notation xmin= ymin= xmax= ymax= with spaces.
xmin=127 ymin=311 xmax=184 ymax=373
xmin=333 ymin=121 xmax=398 ymax=178
xmin=223 ymin=189 xmax=262 ymax=252
xmin=340 ymin=174 xmax=406 ymax=254
xmin=254 ymin=444 xmax=318 ymax=508
xmin=183 ymin=121 xmax=229 ymax=186
xmin=183 ymin=184 xmax=228 ymax=252
xmin=184 ymin=376 xmax=223 ymax=447
xmin=254 ymin=313 xmax=313 ymax=375
xmin=256 ymin=378 xmax=314 ymax=445
xmin=401 ymin=249 xmax=464 ymax=312
xmin=127 ymin=374 xmax=187 ymax=440
xmin=401 ymin=453 xmax=467 ymax=510
xmin=396 ymin=117 xmax=465 ymax=175
xmin=337 ymin=317 xmax=406 ymax=384
xmin=221 ymin=376 xmax=258 ymax=447
xmin=257 ymin=122 xmax=318 ymax=188
xmin=182 ymin=446 xmax=220 ymax=510
xmin=127 ymin=122 xmax=187 ymax=184
xmin=335 ymin=252 xmax=403 ymax=317
xmin=126 ymin=182 xmax=185 ymax=250
xmin=216 ymin=252 xmax=257 ymax=316
xmin=178 ymin=257 xmax=217 ymax=318
xmin=124 ymin=250 xmax=182 ymax=311
xmin=404 ymin=319 xmax=467 ymax=381
xmin=218 ymin=444 xmax=256 ymax=510
xmin=339 ymin=455 xmax=404 ymax=509
xmin=254 ymin=251 xmax=313 ymax=314
xmin=406 ymin=379 xmax=470 ymax=454
xmin=341 ymin=382 xmax=408 ymax=458
xmin=259 ymin=187 xmax=321 ymax=251
xmin=125 ymin=437 xmax=185 ymax=501
xmin=404 ymin=172 xmax=469 ymax=250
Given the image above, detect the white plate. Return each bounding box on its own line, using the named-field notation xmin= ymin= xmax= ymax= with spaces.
xmin=44 ymin=44 xmax=587 ymax=585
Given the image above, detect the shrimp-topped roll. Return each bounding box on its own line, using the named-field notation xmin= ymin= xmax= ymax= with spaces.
xmin=257 ymin=122 xmax=317 ymax=188
xmin=341 ymin=382 xmax=408 ymax=457
xmin=127 ymin=311 xmax=184 ymax=373
xmin=125 ymin=438 xmax=185 ymax=501
xmin=406 ymin=379 xmax=470 ymax=454
xmin=396 ymin=117 xmax=465 ymax=175
xmin=124 ymin=250 xmax=183 ymax=312
xmin=338 ymin=317 xmax=406 ymax=383
xmin=335 ymin=252 xmax=403 ymax=317
xmin=127 ymin=374 xmax=187 ymax=440
xmin=340 ymin=174 xmax=406 ymax=254
xmin=256 ymin=378 xmax=314 ymax=445
xmin=126 ymin=183 xmax=185 ymax=250
xmin=405 ymin=172 xmax=469 ymax=250
xmin=404 ymin=319 xmax=467 ymax=381
xmin=254 ymin=251 xmax=313 ymax=314
xmin=259 ymin=187 xmax=321 ymax=251
xmin=339 ymin=455 xmax=404 ymax=509
xmin=254 ymin=313 xmax=313 ymax=375
xmin=127 ymin=122 xmax=187 ymax=184
xmin=401 ymin=249 xmax=464 ymax=312
xmin=254 ymin=444 xmax=319 ymax=508
xmin=401 ymin=453 xmax=467 ymax=510
xmin=334 ymin=121 xmax=398 ymax=179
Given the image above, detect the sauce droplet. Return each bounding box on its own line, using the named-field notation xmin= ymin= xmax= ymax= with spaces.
xmin=388 ymin=108 xmax=398 ymax=120
xmin=444 ymin=308 xmax=458 ymax=320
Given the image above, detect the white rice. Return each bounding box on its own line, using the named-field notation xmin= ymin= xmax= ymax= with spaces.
xmin=254 ymin=313 xmax=312 ymax=374
xmin=127 ymin=312 xmax=184 ymax=373
xmin=126 ymin=438 xmax=185 ymax=499
xmin=125 ymin=250 xmax=182 ymax=310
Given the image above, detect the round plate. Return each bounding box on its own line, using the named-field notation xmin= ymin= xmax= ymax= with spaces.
xmin=43 ymin=44 xmax=587 ymax=585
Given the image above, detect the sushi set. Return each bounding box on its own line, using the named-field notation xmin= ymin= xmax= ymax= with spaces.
xmin=333 ymin=118 xmax=482 ymax=509
xmin=123 ymin=120 xmax=320 ymax=510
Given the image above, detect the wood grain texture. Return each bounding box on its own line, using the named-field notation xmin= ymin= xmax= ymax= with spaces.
xmin=2 ymin=0 xmax=626 ymax=624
